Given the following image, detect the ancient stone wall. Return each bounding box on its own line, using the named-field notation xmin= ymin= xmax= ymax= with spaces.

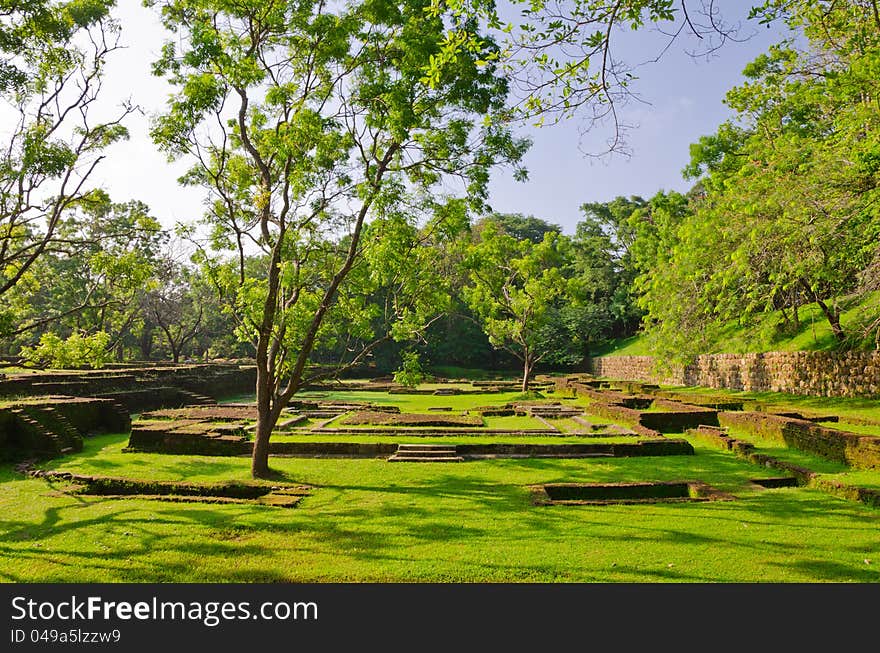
xmin=0 ymin=364 xmax=257 ymax=402
xmin=589 ymin=351 xmax=880 ymax=398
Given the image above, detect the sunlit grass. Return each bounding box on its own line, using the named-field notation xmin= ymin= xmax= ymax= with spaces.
xmin=819 ymin=422 xmax=880 ymax=437
xmin=268 ymin=433 xmax=648 ymax=445
xmin=0 ymin=427 xmax=876 ymax=582
xmin=595 ymin=291 xmax=880 ymax=356
xmin=662 ymin=387 xmax=880 ymax=423
xmin=3 ymin=388 xmax=880 ymax=583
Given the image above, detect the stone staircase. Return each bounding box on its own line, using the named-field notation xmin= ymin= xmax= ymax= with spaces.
xmin=40 ymin=407 xmax=83 ymax=454
xmin=387 ymin=443 xmax=464 ymax=462
xmin=105 ymin=399 xmax=133 ymax=432
xmin=180 ymin=390 xmax=216 ymax=406
xmin=9 ymin=409 xmax=67 ymax=456
xmin=520 ymin=404 xmax=583 ymax=419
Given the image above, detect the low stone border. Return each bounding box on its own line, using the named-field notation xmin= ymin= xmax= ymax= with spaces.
xmin=562 ymin=381 xmax=719 ymax=435
xmin=529 ymin=480 xmax=734 ymax=506
xmin=685 ymin=425 xmax=880 ymax=508
xmin=124 ymin=436 xmax=694 ymax=459
xmin=686 ymin=425 xmax=815 ymax=483
xmin=718 ymin=411 xmax=880 ymax=469
xmin=457 ymin=439 xmax=693 ymax=459
xmin=31 ymin=471 xmax=310 ymax=508
xmin=810 ymin=477 xmax=880 ymax=508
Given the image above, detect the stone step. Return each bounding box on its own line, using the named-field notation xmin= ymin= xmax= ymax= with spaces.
xmin=395 ymin=449 xmax=458 ymax=457
xmin=528 ymin=409 xmax=583 ymax=416
xmin=388 ymin=442 xmax=463 ymax=462
xmin=304 ymin=411 xmax=345 ymax=418
xmin=182 ymin=391 xmax=216 ymax=406
xmin=387 ymin=455 xmax=464 ymax=462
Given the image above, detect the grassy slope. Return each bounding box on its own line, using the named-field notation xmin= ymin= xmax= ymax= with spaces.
xmin=2 ymin=387 xmax=880 ymax=583
xmin=595 ymin=291 xmax=880 ymax=357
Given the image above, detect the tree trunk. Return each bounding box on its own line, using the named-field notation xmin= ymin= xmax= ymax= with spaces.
xmin=251 ymin=245 xmax=283 ymax=478
xmin=139 ymin=328 xmax=153 ymax=360
xmin=252 ymin=418 xmax=272 ymax=479
xmin=251 ymin=364 xmax=277 ymax=478
xmin=815 ymin=299 xmax=845 ymax=342
xmin=799 ymin=280 xmax=844 ymax=342
xmin=521 ymin=357 xmax=531 ymax=393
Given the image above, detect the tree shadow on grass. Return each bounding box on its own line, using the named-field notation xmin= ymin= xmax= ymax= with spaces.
xmin=768 ymin=558 xmax=878 ymax=582
xmin=4 ymin=455 xmax=880 ymax=582
xmin=0 ymin=500 xmax=301 ymax=582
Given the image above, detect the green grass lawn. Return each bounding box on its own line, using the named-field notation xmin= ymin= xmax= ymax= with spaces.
xmin=549 ymin=418 xmax=595 ymax=433
xmin=481 ymin=414 xmax=547 ymax=430
xmin=1 ymin=428 xmax=878 ymax=582
xmin=818 ymin=422 xmax=880 ymax=437
xmin=3 ymin=386 xmax=880 ymax=583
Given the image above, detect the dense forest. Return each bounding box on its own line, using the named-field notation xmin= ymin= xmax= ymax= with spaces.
xmin=1 ymin=1 xmax=878 ymax=386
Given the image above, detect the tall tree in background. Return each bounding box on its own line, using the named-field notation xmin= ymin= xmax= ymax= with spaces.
xmin=463 ymin=221 xmax=574 ymax=391
xmin=150 ymin=0 xmax=526 ymax=478
xmin=4 ymin=193 xmax=166 ymax=362
xmin=572 ymin=196 xmax=646 ymax=343
xmin=142 ymin=261 xmax=204 ymax=363
xmin=0 ymin=0 xmax=133 ymax=316
xmin=632 ymin=0 xmax=880 ymax=359
xmin=483 ymin=212 xmax=560 ymax=243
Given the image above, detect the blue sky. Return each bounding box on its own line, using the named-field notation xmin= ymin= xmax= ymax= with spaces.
xmin=93 ymin=2 xmax=790 ymax=235
xmin=485 ymin=5 xmax=791 ymax=232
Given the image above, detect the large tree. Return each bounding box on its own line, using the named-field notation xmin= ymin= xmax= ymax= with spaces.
xmin=150 ymin=0 xmax=526 ymax=477
xmin=626 ymin=0 xmax=880 ymax=360
xmin=142 ymin=261 xmax=205 ymax=363
xmin=4 ymin=193 xmax=166 ymax=362
xmin=463 ymin=220 xmax=574 ymax=391
xmin=572 ymin=195 xmax=647 ymax=343
xmin=645 ymin=1 xmax=880 ymax=357
xmin=0 ymin=0 xmax=133 ymax=314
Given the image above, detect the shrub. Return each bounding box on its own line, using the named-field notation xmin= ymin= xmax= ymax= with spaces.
xmin=393 ymin=350 xmax=426 ymax=388
xmin=20 ymin=331 xmax=112 ymax=369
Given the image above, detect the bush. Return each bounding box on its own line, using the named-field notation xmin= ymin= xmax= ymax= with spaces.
xmin=393 ymin=350 xmax=426 ymax=388
xmin=20 ymin=331 xmax=112 ymax=369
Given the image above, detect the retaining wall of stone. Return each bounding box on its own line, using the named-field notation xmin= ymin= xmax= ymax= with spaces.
xmin=589 ymin=351 xmax=880 ymax=398
xmin=718 ymin=411 xmax=880 ymax=470
xmin=0 ymin=364 xmax=257 ymax=401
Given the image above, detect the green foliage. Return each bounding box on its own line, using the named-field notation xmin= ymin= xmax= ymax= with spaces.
xmin=0 ymin=0 xmax=131 ymax=306
xmin=392 ymin=350 xmax=427 ymax=388
xmin=20 ymin=330 xmax=111 ymax=369
xmin=626 ymin=2 xmax=880 ymax=363
xmin=599 ymin=290 xmax=880 ymax=357
xmin=148 ymin=0 xmax=527 ymax=475
xmin=4 ymin=193 xmax=168 ymax=359
xmin=569 ymin=195 xmax=647 ymax=347
xmin=463 ymin=221 xmax=575 ymax=386
xmin=482 ymin=212 xmax=560 ymax=243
